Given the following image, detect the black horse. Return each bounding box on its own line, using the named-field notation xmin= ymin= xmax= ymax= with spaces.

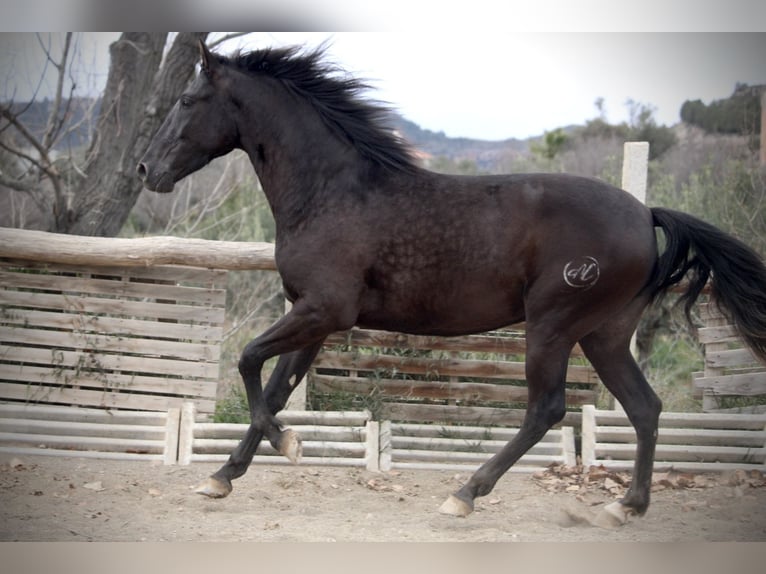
xmin=138 ymin=42 xmax=766 ymax=526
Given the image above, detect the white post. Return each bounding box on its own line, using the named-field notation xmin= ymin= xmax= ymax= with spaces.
xmin=613 ymin=142 xmax=650 ymax=413
xmin=621 ymin=141 xmax=649 ymax=204
xmin=283 ymin=298 xmax=307 ymax=410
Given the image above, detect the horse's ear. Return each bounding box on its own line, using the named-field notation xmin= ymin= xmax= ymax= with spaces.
xmin=199 ymin=40 xmax=213 ymax=74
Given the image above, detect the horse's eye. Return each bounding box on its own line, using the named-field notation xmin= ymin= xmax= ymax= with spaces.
xmin=180 ymin=96 xmax=193 ymax=108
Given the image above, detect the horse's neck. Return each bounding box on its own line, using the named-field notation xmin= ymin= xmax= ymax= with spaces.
xmin=240 ymin=109 xmax=358 ymax=228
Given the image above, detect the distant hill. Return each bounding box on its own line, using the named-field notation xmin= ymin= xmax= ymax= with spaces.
xmin=391 ymin=115 xmax=528 ymax=171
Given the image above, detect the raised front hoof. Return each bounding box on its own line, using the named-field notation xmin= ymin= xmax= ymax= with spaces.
xmin=592 ymin=501 xmax=633 ymax=529
xmin=278 ymin=428 xmax=302 ymax=464
xmin=438 ymin=494 xmax=474 ymax=517
xmin=194 ymin=476 xmax=233 ymax=499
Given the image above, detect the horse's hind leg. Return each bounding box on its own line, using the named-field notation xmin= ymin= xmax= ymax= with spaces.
xmin=579 ymin=304 xmax=662 ymax=526
xmin=440 ymin=330 xmax=573 ymax=516
xmin=195 ymin=341 xmax=324 ymax=498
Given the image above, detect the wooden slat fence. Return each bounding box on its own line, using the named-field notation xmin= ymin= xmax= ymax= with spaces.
xmin=177 ymin=403 xmax=380 ymax=470
xmin=0 ymin=258 xmax=227 ymax=414
xmin=581 ymin=405 xmax=766 ymax=473
xmin=379 ymin=421 xmax=576 ymax=472
xmin=309 ymin=328 xmax=600 ymax=426
xmin=694 ymin=303 xmax=766 ymax=413
xmin=0 ymin=402 xmax=179 ymax=463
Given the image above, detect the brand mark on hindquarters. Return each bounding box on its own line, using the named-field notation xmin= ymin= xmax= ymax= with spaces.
xmin=563 ymin=256 xmax=600 ymax=289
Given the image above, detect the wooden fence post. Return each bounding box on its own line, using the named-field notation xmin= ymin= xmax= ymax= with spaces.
xmin=178 ymin=402 xmax=196 ymax=465
xmin=164 ymin=407 xmax=181 ymax=465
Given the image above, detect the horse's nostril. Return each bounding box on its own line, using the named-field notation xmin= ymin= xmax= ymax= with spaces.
xmin=136 ymin=162 xmax=148 ymax=179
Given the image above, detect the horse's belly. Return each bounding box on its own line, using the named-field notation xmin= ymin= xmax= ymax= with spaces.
xmin=356 ymin=282 xmax=526 ymax=336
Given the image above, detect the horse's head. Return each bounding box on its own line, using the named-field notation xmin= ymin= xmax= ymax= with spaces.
xmin=137 ymin=41 xmax=239 ymax=193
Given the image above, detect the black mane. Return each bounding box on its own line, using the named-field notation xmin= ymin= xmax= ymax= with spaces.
xmin=217 ymin=45 xmax=418 ymax=174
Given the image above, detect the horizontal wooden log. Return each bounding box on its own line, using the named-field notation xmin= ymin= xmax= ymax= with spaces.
xmin=0 ymin=227 xmax=277 ymax=271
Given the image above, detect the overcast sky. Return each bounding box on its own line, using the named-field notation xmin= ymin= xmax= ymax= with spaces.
xmin=1 ymin=31 xmax=764 ymax=141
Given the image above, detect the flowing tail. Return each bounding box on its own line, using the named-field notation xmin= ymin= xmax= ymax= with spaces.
xmin=651 ymin=207 xmax=766 ymax=364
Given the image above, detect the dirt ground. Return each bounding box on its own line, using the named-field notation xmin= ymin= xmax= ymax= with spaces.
xmin=1 ymin=453 xmax=766 ymax=542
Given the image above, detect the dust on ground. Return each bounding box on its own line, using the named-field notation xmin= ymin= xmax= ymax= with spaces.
xmin=1 ymin=454 xmax=765 ymax=542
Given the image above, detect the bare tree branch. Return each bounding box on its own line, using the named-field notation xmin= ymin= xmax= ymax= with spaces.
xmin=42 ymin=32 xmax=73 ymax=150
xmin=209 ymin=32 xmax=251 ymax=49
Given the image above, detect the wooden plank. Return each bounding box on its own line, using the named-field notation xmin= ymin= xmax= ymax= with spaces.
xmin=594 ymin=443 xmax=766 ymax=464
xmin=698 ymin=325 xmax=741 ymax=345
xmin=0 ymin=363 xmax=218 ymax=398
xmin=591 ymin=410 xmax=766 ymax=430
xmin=0 ymin=269 xmax=226 ymax=306
xmin=596 ymin=426 xmax=766 ymax=447
xmin=178 ymin=402 xmax=196 ymax=465
xmin=391 ymin=449 xmax=563 ymax=465
xmin=192 ymin=438 xmax=366 ymax=458
xmin=0 ymin=382 xmax=216 ymax=413
xmin=2 ymin=309 xmax=223 ymax=343
xmin=0 ymin=259 xmax=229 ymax=285
xmin=1 ymin=344 xmax=220 ymax=381
xmin=325 ymin=329 xmax=590 ymax=358
xmin=0 ymin=446 xmax=165 ymax=462
xmin=0 ymin=289 xmax=225 ymax=324
xmin=391 ymin=423 xmax=564 ymax=441
xmin=705 ymin=348 xmax=759 ymax=369
xmin=0 ymin=431 xmax=166 ymax=453
xmin=314 ymin=351 xmax=598 ymax=384
xmin=194 ymin=423 xmax=366 ymax=442
xmin=390 ymin=435 xmax=563 ymax=456
xmin=310 ymin=374 xmax=597 ymax=404
xmin=0 ymin=418 xmax=166 ymax=440
xmin=591 ymin=460 xmax=764 ymax=473
xmin=0 ymin=227 xmax=277 ymax=271
xmin=382 ymin=402 xmax=582 ymax=427
xmin=694 ymin=372 xmax=766 ymax=396
xmin=1 ymin=327 xmax=221 ymax=364
xmin=0 ymin=403 xmax=168 ymax=425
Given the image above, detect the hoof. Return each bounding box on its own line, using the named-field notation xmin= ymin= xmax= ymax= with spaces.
xmin=194 ymin=476 xmax=232 ymax=499
xmin=592 ymin=501 xmax=632 ymax=529
xmin=438 ymin=494 xmax=474 ymax=517
xmin=278 ymin=428 xmax=302 ymax=464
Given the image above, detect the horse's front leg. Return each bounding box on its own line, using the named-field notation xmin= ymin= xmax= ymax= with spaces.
xmin=195 ymin=299 xmax=343 ymax=498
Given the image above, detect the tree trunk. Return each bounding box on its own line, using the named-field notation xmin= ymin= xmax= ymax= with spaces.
xmin=63 ymin=32 xmax=208 ymax=236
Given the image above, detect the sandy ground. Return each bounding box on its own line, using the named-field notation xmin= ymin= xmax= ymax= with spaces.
xmin=1 ymin=454 xmax=766 ymax=542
